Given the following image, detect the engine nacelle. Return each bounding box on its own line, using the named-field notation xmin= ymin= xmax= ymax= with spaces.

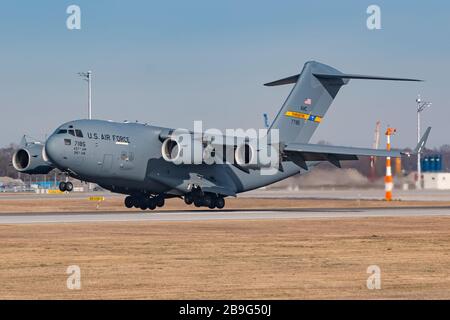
xmin=12 ymin=143 xmax=54 ymax=174
xmin=161 ymin=138 xmax=182 ymax=162
xmin=161 ymin=136 xmax=204 ymax=164
xmin=234 ymin=142 xmax=279 ymax=170
xmin=235 ymin=143 xmax=257 ymax=168
xmin=161 ymin=136 xmax=280 ymax=168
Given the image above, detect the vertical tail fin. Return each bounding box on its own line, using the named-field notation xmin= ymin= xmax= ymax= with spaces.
xmin=266 ymin=61 xmax=422 ymax=144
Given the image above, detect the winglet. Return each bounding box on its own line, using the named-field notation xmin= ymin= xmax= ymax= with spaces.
xmin=414 ymin=127 xmax=432 ymax=154
xmin=402 ymin=127 xmax=431 ymax=156
xmin=19 ymin=135 xmax=28 ymax=147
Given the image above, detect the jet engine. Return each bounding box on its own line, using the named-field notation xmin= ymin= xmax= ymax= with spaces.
xmin=161 ymin=137 xmax=182 ymax=162
xmin=161 ymin=136 xmax=204 ymax=164
xmin=234 ymin=143 xmax=257 ymax=168
xmin=234 ymin=142 xmax=280 ymax=170
xmin=12 ymin=143 xmax=54 ymax=174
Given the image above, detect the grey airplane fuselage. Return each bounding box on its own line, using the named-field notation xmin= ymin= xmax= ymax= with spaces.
xmin=44 ymin=119 xmax=301 ymax=196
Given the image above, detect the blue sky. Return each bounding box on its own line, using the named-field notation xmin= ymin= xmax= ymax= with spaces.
xmin=0 ymin=0 xmax=449 ymax=148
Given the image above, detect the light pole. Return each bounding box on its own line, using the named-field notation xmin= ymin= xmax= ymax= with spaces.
xmin=78 ymin=71 xmax=92 ymax=119
xmin=78 ymin=71 xmax=93 ymax=192
xmin=416 ymin=95 xmax=432 ymax=190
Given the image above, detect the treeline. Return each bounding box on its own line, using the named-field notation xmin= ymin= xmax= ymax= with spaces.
xmin=0 ymin=145 xmax=61 ymax=183
xmin=0 ymin=145 xmax=19 ymax=178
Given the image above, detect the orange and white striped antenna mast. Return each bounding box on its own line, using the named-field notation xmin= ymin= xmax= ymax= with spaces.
xmin=385 ymin=127 xmax=397 ymax=201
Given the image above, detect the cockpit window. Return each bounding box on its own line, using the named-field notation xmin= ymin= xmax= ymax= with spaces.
xmin=68 ymin=129 xmax=75 ymax=136
xmin=75 ymin=129 xmax=83 ymax=138
xmin=57 ymin=129 xmax=67 ymax=134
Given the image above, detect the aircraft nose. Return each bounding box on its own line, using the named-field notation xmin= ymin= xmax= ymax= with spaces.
xmin=45 ymin=135 xmax=60 ymax=164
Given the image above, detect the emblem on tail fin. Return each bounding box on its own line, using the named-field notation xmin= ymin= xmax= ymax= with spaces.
xmin=284 ymin=111 xmax=322 ymax=123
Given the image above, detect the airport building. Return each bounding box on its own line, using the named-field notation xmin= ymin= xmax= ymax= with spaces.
xmin=423 ymin=173 xmax=450 ymax=190
xmin=421 ymin=155 xmax=450 ymax=190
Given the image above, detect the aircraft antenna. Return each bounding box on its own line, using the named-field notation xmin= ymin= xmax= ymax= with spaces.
xmin=78 ymin=71 xmax=92 ymax=119
xmin=263 ymin=113 xmax=270 ymax=128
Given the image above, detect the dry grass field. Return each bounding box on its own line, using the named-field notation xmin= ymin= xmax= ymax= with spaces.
xmin=1 ymin=195 xmax=450 ymax=299
xmin=1 ymin=215 xmax=450 ymax=299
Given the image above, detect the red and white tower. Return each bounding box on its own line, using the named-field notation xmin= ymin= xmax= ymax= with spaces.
xmin=385 ymin=127 xmax=397 ymax=201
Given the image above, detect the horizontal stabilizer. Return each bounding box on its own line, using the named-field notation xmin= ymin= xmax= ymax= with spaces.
xmin=264 ymin=72 xmax=422 ymax=86
xmin=313 ymin=73 xmax=423 ymax=82
xmin=264 ymin=74 xmax=300 ymax=86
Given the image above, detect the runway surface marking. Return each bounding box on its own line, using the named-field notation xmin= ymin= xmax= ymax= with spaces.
xmin=1 ymin=207 xmax=450 ymax=224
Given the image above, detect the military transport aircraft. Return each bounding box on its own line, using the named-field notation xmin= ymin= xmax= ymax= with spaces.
xmin=12 ymin=61 xmax=431 ymax=210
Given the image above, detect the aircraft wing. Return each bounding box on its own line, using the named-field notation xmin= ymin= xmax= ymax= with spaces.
xmin=159 ymin=129 xmax=255 ymax=148
xmin=284 ymin=127 xmax=431 ymax=170
xmin=159 ymin=125 xmax=431 ymax=172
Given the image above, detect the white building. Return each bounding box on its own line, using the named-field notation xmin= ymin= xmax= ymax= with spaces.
xmin=423 ymin=172 xmax=450 ymax=190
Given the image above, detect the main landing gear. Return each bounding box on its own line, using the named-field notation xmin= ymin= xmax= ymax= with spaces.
xmin=184 ymin=192 xmax=225 ymax=209
xmin=124 ymin=194 xmax=165 ymax=211
xmin=59 ymin=181 xmax=73 ymax=192
xmin=124 ymin=192 xmax=225 ymax=211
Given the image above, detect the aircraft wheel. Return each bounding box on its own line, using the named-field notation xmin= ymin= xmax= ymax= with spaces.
xmin=216 ymin=197 xmax=225 ymax=209
xmin=206 ymin=194 xmax=216 ymax=209
xmin=65 ymin=182 xmax=74 ymax=192
xmin=139 ymin=198 xmax=148 ymax=210
xmin=124 ymin=196 xmax=134 ymax=208
xmin=194 ymin=198 xmax=203 ymax=207
xmin=184 ymin=193 xmax=193 ymax=205
xmin=203 ymin=195 xmax=214 ymax=208
xmin=148 ymin=199 xmax=157 ymax=210
xmin=156 ymin=196 xmax=165 ymax=207
xmin=208 ymin=201 xmax=216 ymax=209
xmin=58 ymin=182 xmax=66 ymax=192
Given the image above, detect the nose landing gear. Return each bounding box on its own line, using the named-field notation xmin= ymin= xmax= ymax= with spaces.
xmin=59 ymin=181 xmax=73 ymax=192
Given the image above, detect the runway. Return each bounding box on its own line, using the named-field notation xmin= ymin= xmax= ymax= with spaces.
xmin=1 ymin=206 xmax=450 ymax=224
xmin=3 ymin=188 xmax=450 ymax=201
xmin=243 ymin=189 xmax=450 ymax=201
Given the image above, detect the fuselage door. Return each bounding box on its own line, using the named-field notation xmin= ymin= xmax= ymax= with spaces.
xmin=102 ymin=154 xmax=113 ymax=172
